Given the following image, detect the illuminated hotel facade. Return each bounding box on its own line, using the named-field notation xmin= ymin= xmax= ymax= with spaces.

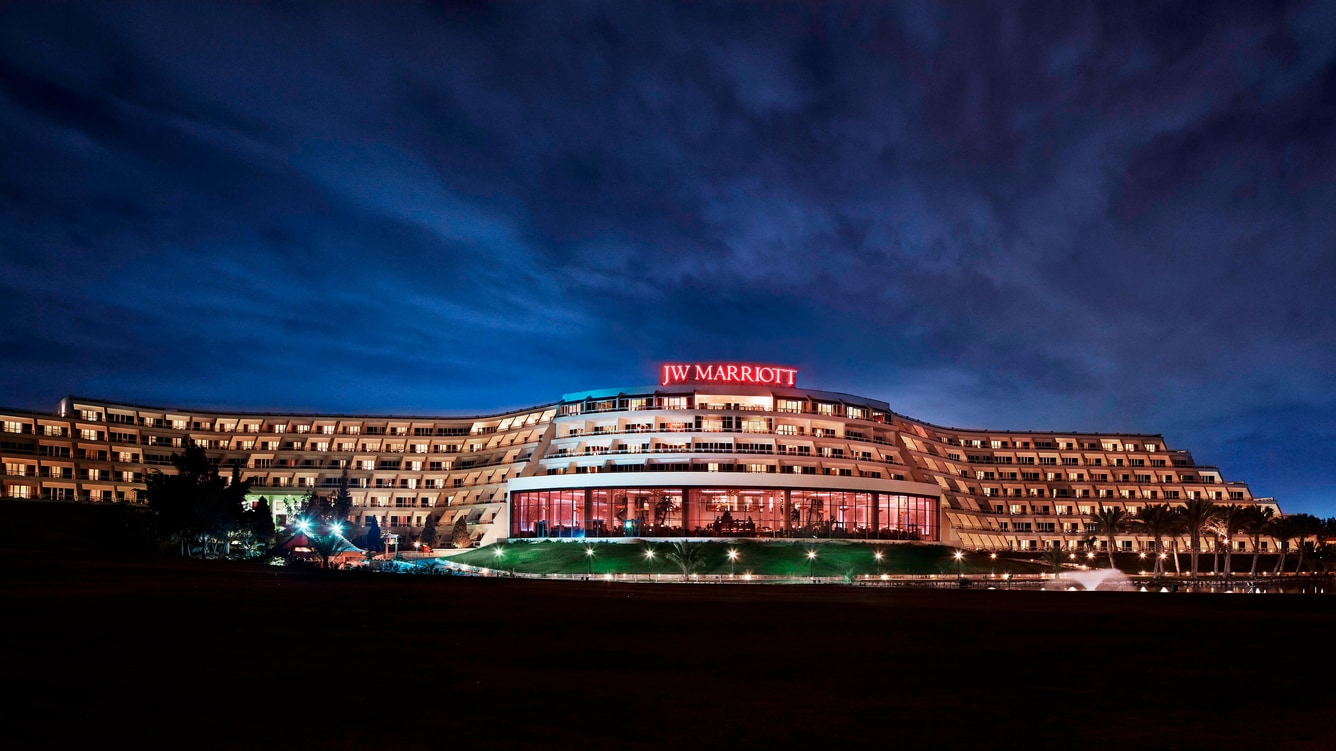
xmin=0 ymin=362 xmax=1282 ymax=553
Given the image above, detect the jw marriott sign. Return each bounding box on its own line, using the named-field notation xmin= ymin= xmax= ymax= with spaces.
xmin=660 ymin=362 xmax=799 ymax=387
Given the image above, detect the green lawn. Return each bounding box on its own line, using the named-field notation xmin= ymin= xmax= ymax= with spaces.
xmin=450 ymin=539 xmax=1051 ymax=577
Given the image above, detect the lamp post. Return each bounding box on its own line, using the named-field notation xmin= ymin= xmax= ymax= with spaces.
xmin=874 ymin=549 xmax=884 ymax=578
xmin=644 ymin=546 xmax=655 ymax=581
xmin=585 ymin=546 xmax=595 ymax=577
xmin=990 ymin=552 xmax=997 ymax=578
xmin=954 ymin=550 xmax=965 ymax=580
xmin=807 ymin=549 xmax=817 ymax=581
xmin=727 ymin=548 xmax=738 ymax=578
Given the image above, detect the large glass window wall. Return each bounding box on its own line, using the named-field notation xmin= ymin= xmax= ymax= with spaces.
xmin=511 ymin=487 xmax=937 ymax=540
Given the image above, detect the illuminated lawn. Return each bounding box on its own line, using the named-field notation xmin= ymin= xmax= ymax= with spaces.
xmin=451 ymin=540 xmax=1050 ymax=577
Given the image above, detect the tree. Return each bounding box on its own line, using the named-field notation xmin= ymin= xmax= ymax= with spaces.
xmin=297 ymin=490 xmax=336 ymax=528
xmin=420 ymin=514 xmax=438 ymax=548
xmin=144 ymin=443 xmax=251 ymax=556
xmin=665 ymin=540 xmax=707 ymax=577
xmin=331 ymin=467 xmax=354 ymax=525
xmin=1042 ymin=544 xmax=1067 ymax=574
xmin=1242 ymin=506 xmax=1275 ymax=577
xmin=452 ymin=515 xmax=471 ymax=549
xmin=1267 ymin=515 xmax=1299 ymax=575
xmin=1314 ymin=517 xmax=1336 ymax=574
xmin=364 ymin=516 xmax=384 ymax=555
xmin=1212 ymin=504 xmax=1248 ymax=581
xmin=1090 ymin=506 xmax=1131 ymax=570
xmin=1133 ymin=504 xmax=1178 ymax=578
xmin=308 ymin=529 xmax=346 ymax=570
xmin=1287 ymin=513 xmax=1323 ymax=574
xmin=1177 ymin=498 xmax=1219 ymax=580
xmin=239 ymin=495 xmax=275 ymax=556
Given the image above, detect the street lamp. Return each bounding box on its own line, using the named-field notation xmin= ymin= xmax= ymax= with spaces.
xmin=954 ymin=550 xmax=965 ymax=580
xmin=727 ymin=548 xmax=739 ymax=578
xmin=990 ymin=552 xmax=997 ymax=577
xmin=807 ymin=549 xmax=817 ymax=580
xmin=585 ymin=546 xmax=595 ymax=577
xmin=874 ymin=549 xmax=884 ymax=578
xmin=644 ymin=546 xmax=655 ymax=580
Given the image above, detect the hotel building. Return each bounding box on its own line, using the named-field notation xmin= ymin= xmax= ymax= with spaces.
xmin=0 ymin=363 xmax=1282 ymax=553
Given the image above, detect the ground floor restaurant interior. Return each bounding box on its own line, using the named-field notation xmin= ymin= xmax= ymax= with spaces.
xmin=510 ymin=487 xmax=938 ymax=540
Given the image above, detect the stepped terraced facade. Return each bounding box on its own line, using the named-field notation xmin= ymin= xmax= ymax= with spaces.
xmin=0 ymin=363 xmax=1283 ymax=552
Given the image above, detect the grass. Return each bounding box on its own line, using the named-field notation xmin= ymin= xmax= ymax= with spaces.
xmin=451 ymin=539 xmax=1051 ymax=577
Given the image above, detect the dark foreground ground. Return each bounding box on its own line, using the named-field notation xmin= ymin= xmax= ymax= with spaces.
xmin=6 ymin=550 xmax=1334 ymax=751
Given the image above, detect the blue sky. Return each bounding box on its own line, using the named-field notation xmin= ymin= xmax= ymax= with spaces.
xmin=1 ymin=2 xmax=1333 ymax=517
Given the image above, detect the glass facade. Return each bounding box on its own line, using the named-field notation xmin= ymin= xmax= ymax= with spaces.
xmin=511 ymin=486 xmax=937 ymax=540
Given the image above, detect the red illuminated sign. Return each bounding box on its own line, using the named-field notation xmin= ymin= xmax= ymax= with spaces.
xmin=660 ymin=363 xmax=798 ymax=387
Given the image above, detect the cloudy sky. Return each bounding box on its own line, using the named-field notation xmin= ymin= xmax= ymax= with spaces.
xmin=1 ymin=2 xmax=1333 ymax=516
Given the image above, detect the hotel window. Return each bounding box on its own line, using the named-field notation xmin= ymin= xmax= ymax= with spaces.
xmin=662 ymin=397 xmax=688 ymax=410
xmin=846 ymin=407 xmax=865 ymax=420
xmin=1229 ymin=491 xmax=1244 ymax=500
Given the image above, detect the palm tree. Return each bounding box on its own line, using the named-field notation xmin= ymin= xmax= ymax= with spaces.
xmin=1134 ymin=504 xmax=1177 ymax=578
xmin=665 ymin=540 xmax=708 ymax=578
xmin=1287 ymin=513 xmax=1322 ymax=574
xmin=1242 ymin=506 xmax=1275 ymax=577
xmin=1090 ymin=506 xmax=1131 ymax=570
xmin=1267 ymin=515 xmax=1299 ymax=575
xmin=1212 ymin=504 xmax=1248 ymax=581
xmin=1177 ymin=498 xmax=1219 ymax=581
xmin=1042 ymin=544 xmax=1067 ymax=574
xmin=1315 ymin=517 xmax=1336 ymax=574
xmin=308 ymin=528 xmax=348 ymax=570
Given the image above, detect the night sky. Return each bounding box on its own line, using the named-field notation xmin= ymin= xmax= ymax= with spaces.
xmin=1 ymin=3 xmax=1333 ymax=517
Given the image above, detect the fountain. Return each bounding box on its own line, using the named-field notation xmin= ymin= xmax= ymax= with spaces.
xmin=1045 ymin=568 xmax=1135 ymax=591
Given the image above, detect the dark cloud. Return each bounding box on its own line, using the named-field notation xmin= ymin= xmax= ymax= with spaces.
xmin=0 ymin=1 xmax=1333 ymax=515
